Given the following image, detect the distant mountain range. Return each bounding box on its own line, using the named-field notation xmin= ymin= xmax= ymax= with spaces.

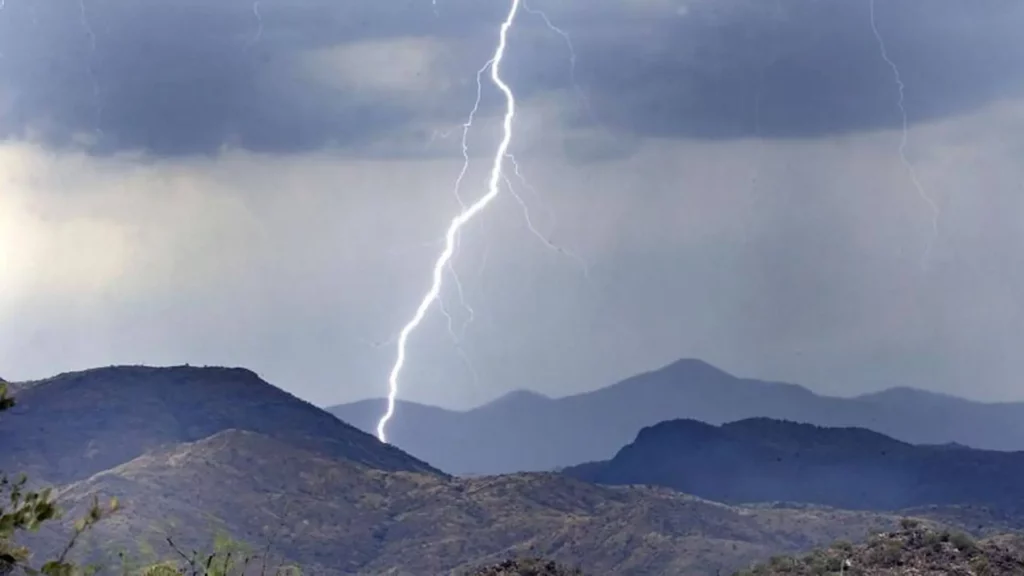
xmin=5 ymin=364 xmax=1023 ymax=575
xmin=328 ymin=358 xmax=1024 ymax=475
xmin=563 ymin=418 xmax=1024 ymax=512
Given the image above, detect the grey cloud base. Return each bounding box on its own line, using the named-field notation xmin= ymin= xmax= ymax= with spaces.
xmin=0 ymin=0 xmax=1021 ymax=156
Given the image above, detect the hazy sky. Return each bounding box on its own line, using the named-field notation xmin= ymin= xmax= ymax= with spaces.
xmin=1 ymin=0 xmax=1023 ymax=409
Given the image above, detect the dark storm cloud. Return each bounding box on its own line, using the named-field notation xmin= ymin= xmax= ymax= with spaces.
xmin=0 ymin=0 xmax=1021 ymax=156
xmin=561 ymin=0 xmax=1024 ymax=140
xmin=0 ymin=0 xmax=447 ymax=155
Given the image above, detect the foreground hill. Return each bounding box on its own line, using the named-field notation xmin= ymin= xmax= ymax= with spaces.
xmin=330 ymin=359 xmax=1024 ymax=475
xmin=0 ymin=365 xmax=438 ymax=484
xmin=43 ymin=429 xmax=939 ymax=576
xmin=739 ymin=523 xmax=1024 ymax=575
xmin=563 ymin=418 xmax=1024 ymax=512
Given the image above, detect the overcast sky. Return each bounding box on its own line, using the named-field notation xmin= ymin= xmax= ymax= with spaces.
xmin=1 ymin=0 xmax=1023 ymax=409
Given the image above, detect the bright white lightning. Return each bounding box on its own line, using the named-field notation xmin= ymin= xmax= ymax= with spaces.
xmin=376 ymin=0 xmax=522 ymax=443
xmin=442 ymin=3 xmax=588 ymax=320
xmin=440 ymin=59 xmax=493 ymax=336
xmin=869 ymin=0 xmax=939 ymax=266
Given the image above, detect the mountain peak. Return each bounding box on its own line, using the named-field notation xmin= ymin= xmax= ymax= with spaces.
xmin=660 ymin=358 xmax=734 ymax=378
xmin=480 ymin=389 xmax=552 ymax=410
xmin=635 ymin=418 xmax=720 ymax=443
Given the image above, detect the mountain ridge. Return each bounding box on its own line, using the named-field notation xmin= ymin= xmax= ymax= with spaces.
xmin=0 ymin=364 xmax=440 ymax=484
xmin=9 ymin=364 xmax=1024 ymax=574
xmin=330 ymin=358 xmax=1024 ymax=475
xmin=563 ymin=417 xmax=1024 ymax=512
xmin=37 ymin=427 xmax=973 ymax=576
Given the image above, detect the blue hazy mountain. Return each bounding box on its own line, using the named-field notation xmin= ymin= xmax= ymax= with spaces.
xmin=562 ymin=418 xmax=1024 ymax=512
xmin=328 ymin=359 xmax=1024 ymax=475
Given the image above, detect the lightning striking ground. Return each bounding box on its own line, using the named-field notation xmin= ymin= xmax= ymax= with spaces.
xmin=376 ymin=0 xmax=522 ymax=443
xmin=869 ymin=0 xmax=939 ymax=266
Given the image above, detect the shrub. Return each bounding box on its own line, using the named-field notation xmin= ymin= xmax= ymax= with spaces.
xmin=898 ymin=518 xmax=921 ymax=531
xmin=1 ymin=383 xmax=117 ymax=576
xmin=949 ymin=531 xmax=978 ymax=554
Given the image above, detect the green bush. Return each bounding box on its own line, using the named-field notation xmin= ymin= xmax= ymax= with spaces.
xmin=1 ymin=383 xmax=116 ymax=576
xmin=949 ymin=531 xmax=977 ymax=554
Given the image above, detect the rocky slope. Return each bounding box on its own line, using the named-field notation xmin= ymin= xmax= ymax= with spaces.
xmin=42 ymin=429 xmax=939 ymax=575
xmin=738 ymin=523 xmax=1024 ymax=575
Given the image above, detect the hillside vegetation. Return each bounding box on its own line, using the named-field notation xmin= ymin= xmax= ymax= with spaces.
xmin=466 ymin=558 xmax=582 ymax=575
xmin=41 ymin=429 xmax=944 ymax=575
xmin=738 ymin=522 xmax=1024 ymax=575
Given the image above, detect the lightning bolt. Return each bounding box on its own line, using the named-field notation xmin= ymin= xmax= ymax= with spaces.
xmin=508 ymin=2 xmax=591 ymax=277
xmin=249 ymin=1 xmax=264 ymax=48
xmin=78 ymin=0 xmax=102 ymax=139
xmin=376 ymin=0 xmax=521 ymax=443
xmin=504 ymin=154 xmax=590 ymax=278
xmin=443 ymin=2 xmax=588 ymax=326
xmin=521 ymin=1 xmax=593 ymax=121
xmin=437 ymin=288 xmax=481 ymax=389
xmin=432 ymin=58 xmax=493 ymax=366
xmin=438 ymin=58 xmax=493 ymax=339
xmin=0 ymin=0 xmax=5 ymax=61
xmin=869 ymin=0 xmax=940 ymax=266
